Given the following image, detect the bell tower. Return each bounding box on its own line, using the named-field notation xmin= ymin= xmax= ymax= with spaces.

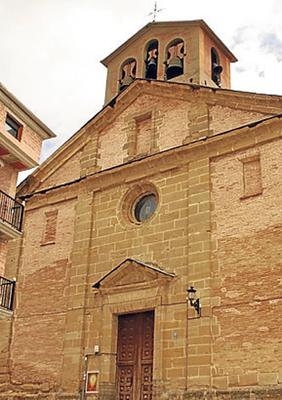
xmin=101 ymin=20 xmax=237 ymax=104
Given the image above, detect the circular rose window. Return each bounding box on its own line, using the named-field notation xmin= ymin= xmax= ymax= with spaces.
xmin=120 ymin=183 xmax=159 ymax=225
xmin=134 ymin=193 xmax=157 ymax=222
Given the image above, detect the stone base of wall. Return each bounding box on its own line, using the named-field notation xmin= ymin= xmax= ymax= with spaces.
xmin=0 ymin=391 xmax=80 ymax=400
xmin=184 ymin=387 xmax=282 ymax=400
xmin=1 ymin=386 xmax=282 ymax=400
xmin=0 ymin=309 xmax=13 ymax=391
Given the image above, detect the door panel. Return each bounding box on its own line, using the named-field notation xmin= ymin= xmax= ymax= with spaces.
xmin=117 ymin=311 xmax=154 ymax=400
xmin=118 ymin=365 xmax=134 ymax=400
xmin=141 ymin=364 xmax=153 ymax=400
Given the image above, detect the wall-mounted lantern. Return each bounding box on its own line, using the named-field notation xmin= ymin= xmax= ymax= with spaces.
xmin=187 ymin=286 xmax=201 ymax=316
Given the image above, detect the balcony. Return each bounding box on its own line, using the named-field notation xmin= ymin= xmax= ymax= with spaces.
xmin=0 ymin=190 xmax=23 ymax=239
xmin=0 ymin=276 xmax=15 ymax=311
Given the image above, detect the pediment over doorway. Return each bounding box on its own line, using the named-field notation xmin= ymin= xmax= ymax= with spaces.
xmin=92 ymin=258 xmax=175 ymax=289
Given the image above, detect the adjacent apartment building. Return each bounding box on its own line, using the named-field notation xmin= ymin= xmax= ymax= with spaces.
xmin=0 ymin=82 xmax=55 ymax=386
xmin=1 ymin=20 xmax=282 ymax=400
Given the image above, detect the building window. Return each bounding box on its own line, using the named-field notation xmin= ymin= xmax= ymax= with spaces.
xmin=119 ymin=58 xmax=137 ymax=92
xmin=211 ymin=48 xmax=223 ymax=87
xmin=165 ymin=39 xmax=184 ymax=80
xmin=121 ymin=183 xmax=159 ymax=225
xmin=134 ymin=193 xmax=157 ymax=222
xmin=5 ymin=115 xmax=22 ymax=140
xmin=241 ymin=155 xmax=263 ymax=199
xmin=145 ymin=40 xmax=158 ymax=80
xmin=41 ymin=210 xmax=58 ymax=245
xmin=135 ymin=112 xmax=152 ymax=155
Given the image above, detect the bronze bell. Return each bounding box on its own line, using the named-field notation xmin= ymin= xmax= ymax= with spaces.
xmin=166 ymin=57 xmax=183 ymax=80
xmin=212 ymin=63 xmax=223 ymax=85
xmin=146 ymin=58 xmax=157 ymax=79
xmin=119 ymin=76 xmax=134 ymax=91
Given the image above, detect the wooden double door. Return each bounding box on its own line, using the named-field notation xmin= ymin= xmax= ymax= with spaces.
xmin=117 ymin=311 xmax=154 ymax=400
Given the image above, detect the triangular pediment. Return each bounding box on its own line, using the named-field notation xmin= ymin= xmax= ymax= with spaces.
xmin=92 ymin=258 xmax=175 ymax=289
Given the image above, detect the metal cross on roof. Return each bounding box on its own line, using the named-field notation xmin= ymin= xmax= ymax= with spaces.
xmin=148 ymin=1 xmax=165 ymax=22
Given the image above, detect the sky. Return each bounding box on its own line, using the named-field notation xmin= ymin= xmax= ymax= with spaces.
xmin=1 ymin=0 xmax=282 ymax=180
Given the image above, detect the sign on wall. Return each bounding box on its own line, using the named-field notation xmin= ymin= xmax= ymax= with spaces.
xmin=86 ymin=371 xmax=99 ymax=394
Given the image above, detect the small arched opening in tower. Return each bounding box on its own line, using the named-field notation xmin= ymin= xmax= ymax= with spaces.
xmin=211 ymin=48 xmax=223 ymax=87
xmin=165 ymin=39 xmax=185 ymax=80
xmin=145 ymin=40 xmax=159 ymax=80
xmin=119 ymin=58 xmax=137 ymax=92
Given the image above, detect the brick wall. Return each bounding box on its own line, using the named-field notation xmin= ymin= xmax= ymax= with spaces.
xmin=0 ymin=163 xmax=18 ymax=197
xmin=8 ymin=197 xmax=76 ymax=390
xmin=42 ymin=150 xmax=82 ymax=189
xmin=0 ymin=240 xmax=8 ymax=276
xmin=0 ymin=98 xmax=43 ymax=164
xmin=211 ymin=139 xmax=282 ymax=391
xmin=0 ymin=310 xmax=12 ymax=392
xmin=210 ymin=105 xmax=269 ymax=134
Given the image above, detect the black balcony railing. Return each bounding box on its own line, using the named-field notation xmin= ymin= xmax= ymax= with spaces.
xmin=0 ymin=276 xmax=15 ymax=311
xmin=0 ymin=190 xmax=23 ymax=232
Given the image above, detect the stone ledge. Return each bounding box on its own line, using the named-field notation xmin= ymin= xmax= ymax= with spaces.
xmin=1 ymin=387 xmax=282 ymax=400
xmin=184 ymin=386 xmax=282 ymax=400
xmin=0 ymin=307 xmax=13 ymax=317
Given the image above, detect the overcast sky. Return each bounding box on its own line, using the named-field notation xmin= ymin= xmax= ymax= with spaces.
xmin=1 ymin=0 xmax=282 ymax=180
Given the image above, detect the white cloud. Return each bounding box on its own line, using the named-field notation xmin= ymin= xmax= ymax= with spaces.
xmin=259 ymin=32 xmax=282 ymax=62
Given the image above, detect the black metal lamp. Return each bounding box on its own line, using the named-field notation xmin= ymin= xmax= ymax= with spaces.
xmin=187 ymin=286 xmax=201 ymax=316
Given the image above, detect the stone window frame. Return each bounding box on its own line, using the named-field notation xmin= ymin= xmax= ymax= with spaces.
xmin=5 ymin=113 xmax=23 ymax=141
xmin=119 ymin=182 xmax=159 ymax=226
xmin=118 ymin=57 xmax=137 ymax=93
xmin=144 ymin=38 xmax=159 ymax=80
xmin=239 ymin=153 xmax=263 ymax=200
xmin=165 ymin=37 xmax=185 ymax=80
xmin=123 ymin=107 xmax=160 ymax=162
xmin=211 ymin=47 xmax=222 ymax=87
xmin=41 ymin=209 xmax=58 ymax=246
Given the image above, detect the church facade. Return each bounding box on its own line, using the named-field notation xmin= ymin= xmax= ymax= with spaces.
xmin=1 ymin=20 xmax=282 ymax=400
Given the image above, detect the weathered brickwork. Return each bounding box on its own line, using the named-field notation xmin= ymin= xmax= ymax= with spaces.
xmin=42 ymin=150 xmax=82 ymax=189
xmin=241 ymin=155 xmax=262 ymax=198
xmin=210 ymin=105 xmax=269 ymax=134
xmin=0 ymin=98 xmax=45 ymax=165
xmin=0 ymin=83 xmax=54 ymax=396
xmin=210 ymin=139 xmax=282 ymax=392
xmin=0 ymin=240 xmax=8 ymax=276
xmin=0 ymin=163 xmax=17 ymax=197
xmin=4 ymin=196 xmax=76 ymax=392
xmin=42 ymin=209 xmax=58 ymax=244
xmin=0 ymin=310 xmax=12 ymax=389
